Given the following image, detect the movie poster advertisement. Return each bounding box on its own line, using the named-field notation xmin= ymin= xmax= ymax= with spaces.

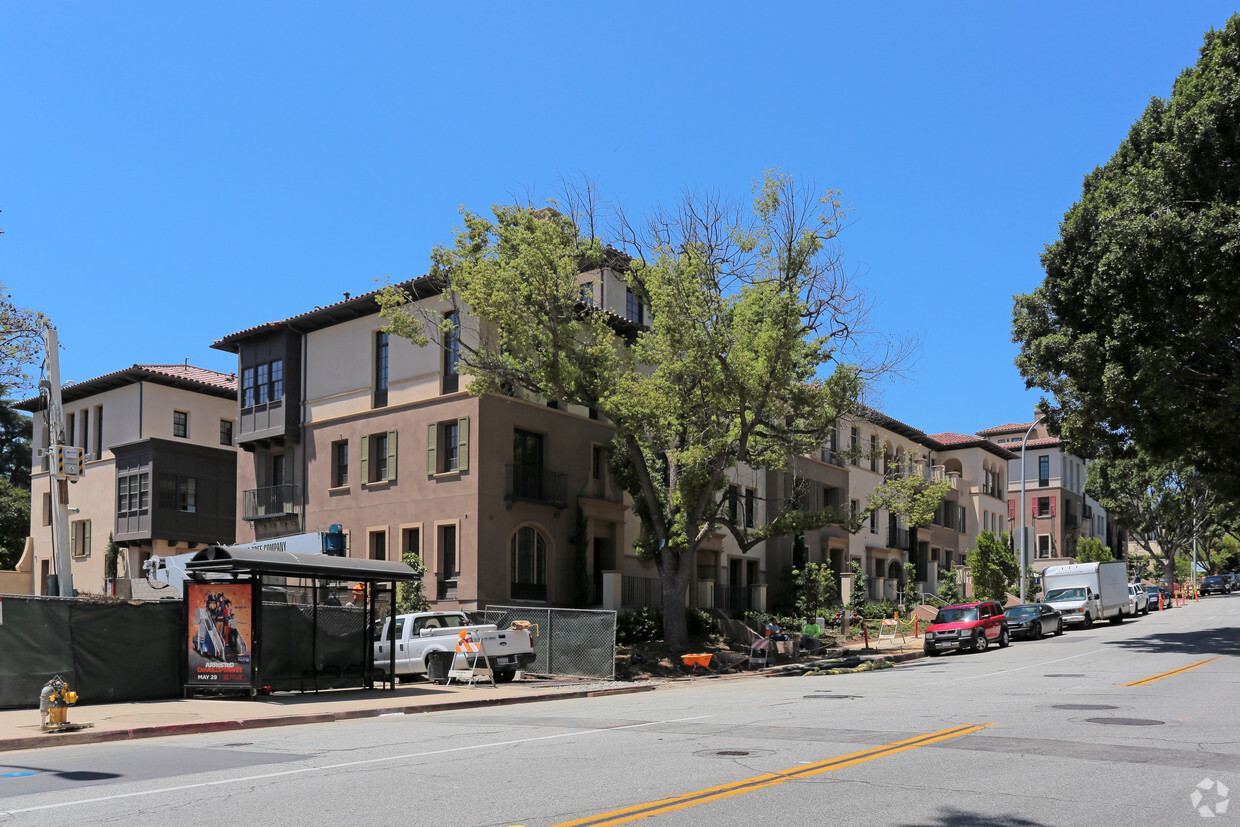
xmin=186 ymin=583 xmax=253 ymax=686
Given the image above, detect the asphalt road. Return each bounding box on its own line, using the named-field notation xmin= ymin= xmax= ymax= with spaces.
xmin=2 ymin=595 xmax=1237 ymax=826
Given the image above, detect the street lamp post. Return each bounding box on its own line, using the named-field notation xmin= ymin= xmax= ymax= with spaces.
xmin=1019 ymin=415 xmax=1045 ymax=603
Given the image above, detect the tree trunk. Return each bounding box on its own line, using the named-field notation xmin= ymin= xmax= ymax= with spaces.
xmin=1162 ymin=554 xmax=1177 ymax=589
xmin=660 ymin=547 xmax=692 ymax=650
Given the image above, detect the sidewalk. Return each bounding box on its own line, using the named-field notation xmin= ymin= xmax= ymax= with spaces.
xmin=0 ymin=637 xmax=929 ymax=754
xmin=0 ymin=677 xmax=654 ymax=753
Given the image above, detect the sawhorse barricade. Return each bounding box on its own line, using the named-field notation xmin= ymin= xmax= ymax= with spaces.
xmin=447 ymin=630 xmax=496 ymax=687
xmin=878 ymin=618 xmax=906 ymax=647
xmin=749 ymin=637 xmax=771 ymax=668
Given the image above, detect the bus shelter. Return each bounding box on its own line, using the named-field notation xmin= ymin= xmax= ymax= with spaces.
xmin=183 ymin=545 xmax=421 ymax=696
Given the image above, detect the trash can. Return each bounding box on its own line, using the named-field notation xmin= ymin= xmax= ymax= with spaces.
xmin=426 ymin=650 xmax=455 ymax=684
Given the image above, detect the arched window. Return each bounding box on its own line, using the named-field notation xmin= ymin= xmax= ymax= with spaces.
xmin=510 ymin=526 xmax=548 ymax=601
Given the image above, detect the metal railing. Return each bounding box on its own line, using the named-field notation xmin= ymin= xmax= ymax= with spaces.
xmin=505 ymin=464 xmax=567 ymax=508
xmin=713 ymin=584 xmax=753 ymax=615
xmin=621 ymin=575 xmax=662 ymax=608
xmin=243 ymin=484 xmax=299 ymax=521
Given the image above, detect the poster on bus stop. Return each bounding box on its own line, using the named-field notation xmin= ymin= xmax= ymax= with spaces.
xmin=186 ymin=583 xmax=253 ymax=686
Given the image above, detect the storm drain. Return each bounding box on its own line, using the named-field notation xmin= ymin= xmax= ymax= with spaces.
xmin=1053 ymin=704 xmax=1117 ymax=711
xmin=713 ymin=751 xmax=750 ymax=756
xmin=1044 ymin=673 xmax=1085 ymax=678
xmin=1086 ymin=718 xmax=1165 ymax=726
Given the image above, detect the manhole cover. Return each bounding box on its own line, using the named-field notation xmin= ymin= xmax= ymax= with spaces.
xmin=1044 ymin=674 xmax=1085 ymax=678
xmin=1085 ymin=718 xmax=1165 ymax=726
xmin=1053 ymin=704 xmax=1117 ymax=711
xmin=802 ymin=695 xmax=860 ymax=699
xmin=694 ymin=748 xmax=774 ymax=758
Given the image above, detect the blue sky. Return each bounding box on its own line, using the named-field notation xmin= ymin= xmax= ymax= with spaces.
xmin=4 ymin=3 xmax=1236 ymax=435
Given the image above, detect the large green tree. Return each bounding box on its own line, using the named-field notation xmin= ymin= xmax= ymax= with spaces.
xmin=0 ymin=478 xmax=29 ymax=570
xmin=1087 ymin=448 xmax=1219 ymax=585
xmin=1014 ymin=16 xmax=1240 ymax=505
xmin=0 ymin=398 xmax=32 ymax=488
xmin=380 ymin=172 xmax=900 ymax=648
xmin=0 ymin=284 xmax=47 ymax=390
xmin=1074 ymin=536 xmax=1114 ymax=564
xmin=966 ymin=531 xmax=1019 ymax=603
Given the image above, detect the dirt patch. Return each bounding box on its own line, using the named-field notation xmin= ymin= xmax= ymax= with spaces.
xmin=614 ymin=633 xmax=863 ymax=681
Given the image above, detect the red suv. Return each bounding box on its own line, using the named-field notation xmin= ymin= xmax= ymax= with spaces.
xmin=923 ymin=601 xmax=1010 ymax=656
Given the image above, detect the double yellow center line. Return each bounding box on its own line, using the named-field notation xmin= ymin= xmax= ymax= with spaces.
xmin=549 ymin=723 xmax=992 ymax=827
xmin=1121 ymin=657 xmax=1221 ymax=686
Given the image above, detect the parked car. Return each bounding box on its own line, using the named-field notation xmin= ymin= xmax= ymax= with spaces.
xmin=1146 ymin=585 xmax=1174 ymax=609
xmin=923 ymin=601 xmax=1009 ymax=656
xmin=1003 ymin=603 xmax=1064 ymax=639
xmin=1227 ymin=574 xmax=1240 ymax=591
xmin=1127 ymin=583 xmax=1150 ymax=616
xmin=1200 ymin=575 xmax=1231 ymax=596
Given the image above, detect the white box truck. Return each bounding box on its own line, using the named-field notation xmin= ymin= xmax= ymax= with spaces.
xmin=1042 ymin=561 xmax=1129 ymax=627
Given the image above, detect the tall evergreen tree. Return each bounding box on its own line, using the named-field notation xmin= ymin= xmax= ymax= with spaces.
xmin=1015 ymin=15 xmax=1240 ymax=506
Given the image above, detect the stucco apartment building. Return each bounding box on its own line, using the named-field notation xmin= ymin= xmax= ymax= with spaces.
xmin=977 ymin=418 xmax=1126 ymax=573
xmin=17 ymin=364 xmax=238 ymax=596
xmin=755 ymin=407 xmax=1016 ymax=607
xmin=212 ymin=275 xmax=643 ymax=613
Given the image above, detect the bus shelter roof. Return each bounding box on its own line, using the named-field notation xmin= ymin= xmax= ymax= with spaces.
xmin=184 ymin=544 xmax=421 ymax=582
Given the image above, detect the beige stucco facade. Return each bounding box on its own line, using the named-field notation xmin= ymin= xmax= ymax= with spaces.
xmin=18 ymin=365 xmax=238 ymax=595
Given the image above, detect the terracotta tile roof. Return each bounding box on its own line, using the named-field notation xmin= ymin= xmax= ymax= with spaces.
xmin=1005 ymin=436 xmax=1063 ymax=450
xmin=16 ymin=363 xmax=236 ymax=410
xmin=851 ymin=404 xmax=928 ymax=443
xmin=925 ymin=432 xmax=1018 ymax=459
xmin=134 ymin=364 xmax=237 ymax=391
xmin=926 ymin=432 xmax=979 ymax=446
xmin=977 ymin=421 xmax=1035 ymax=435
xmin=213 ymin=277 xmax=431 ymax=351
xmin=213 ymin=274 xmax=646 ymax=352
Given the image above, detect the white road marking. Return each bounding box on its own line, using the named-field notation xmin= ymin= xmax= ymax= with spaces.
xmin=957 ymin=648 xmax=1107 ymax=681
xmin=0 ymin=715 xmax=710 ymax=815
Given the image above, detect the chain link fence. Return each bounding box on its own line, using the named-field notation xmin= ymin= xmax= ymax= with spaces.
xmin=479 ymin=606 xmax=616 ymax=679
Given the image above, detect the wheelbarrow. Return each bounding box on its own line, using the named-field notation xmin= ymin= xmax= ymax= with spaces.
xmin=680 ymin=653 xmax=714 ymax=675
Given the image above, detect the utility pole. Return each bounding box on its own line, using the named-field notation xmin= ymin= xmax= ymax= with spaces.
xmin=1018 ymin=415 xmax=1045 ymax=603
xmin=39 ymin=327 xmax=78 ymax=597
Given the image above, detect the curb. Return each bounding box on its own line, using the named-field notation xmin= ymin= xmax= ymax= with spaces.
xmin=0 ymin=684 xmax=656 ymax=753
xmin=764 ymin=648 xmax=926 ymax=677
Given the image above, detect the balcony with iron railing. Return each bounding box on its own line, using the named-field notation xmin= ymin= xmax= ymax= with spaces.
xmin=243 ymin=484 xmax=299 ymax=521
xmin=505 ymin=464 xmax=567 ymax=508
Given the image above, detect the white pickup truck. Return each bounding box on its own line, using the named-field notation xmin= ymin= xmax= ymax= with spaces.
xmin=372 ymin=611 xmax=536 ymax=683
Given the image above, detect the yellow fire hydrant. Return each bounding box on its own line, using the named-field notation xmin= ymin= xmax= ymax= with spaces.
xmin=40 ymin=675 xmax=89 ymax=732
